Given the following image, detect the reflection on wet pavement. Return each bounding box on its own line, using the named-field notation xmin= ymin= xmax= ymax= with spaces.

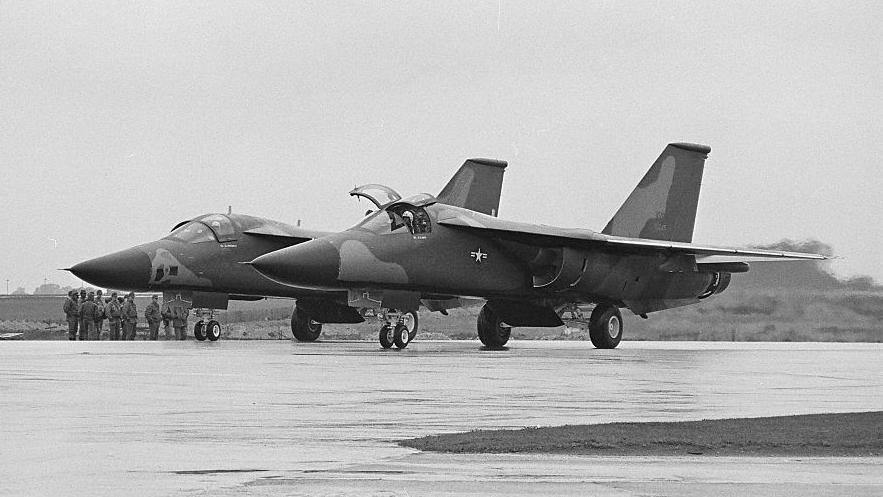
xmin=1 ymin=340 xmax=880 ymax=496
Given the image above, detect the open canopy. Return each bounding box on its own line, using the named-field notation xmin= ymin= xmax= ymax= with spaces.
xmin=349 ymin=184 xmax=402 ymax=209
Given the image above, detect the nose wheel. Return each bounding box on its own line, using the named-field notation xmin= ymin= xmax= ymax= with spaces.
xmin=379 ymin=324 xmax=395 ymax=349
xmin=377 ymin=310 xmax=418 ymax=349
xmin=205 ymin=320 xmax=221 ymax=341
xmin=193 ymin=309 xmax=222 ymax=342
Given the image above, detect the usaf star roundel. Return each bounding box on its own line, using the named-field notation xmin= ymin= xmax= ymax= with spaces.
xmin=470 ymin=248 xmax=487 ymax=263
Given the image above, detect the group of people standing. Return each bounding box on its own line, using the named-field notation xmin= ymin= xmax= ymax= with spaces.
xmin=62 ymin=290 xmax=191 ymax=340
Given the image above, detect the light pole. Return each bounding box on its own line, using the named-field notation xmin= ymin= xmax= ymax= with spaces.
xmin=5 ymin=279 xmax=8 ymax=295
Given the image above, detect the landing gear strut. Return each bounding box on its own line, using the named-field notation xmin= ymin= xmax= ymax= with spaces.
xmin=378 ymin=310 xmax=418 ymax=349
xmin=291 ymin=304 xmax=322 ymax=342
xmin=588 ymin=304 xmax=622 ymax=349
xmin=477 ymin=304 xmax=511 ymax=349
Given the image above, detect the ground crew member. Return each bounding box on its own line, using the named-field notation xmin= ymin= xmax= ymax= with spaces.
xmin=145 ymin=295 xmax=161 ymax=340
xmin=161 ymin=296 xmax=173 ymax=340
xmin=79 ymin=292 xmax=98 ymax=340
xmin=63 ymin=291 xmax=79 ymax=340
xmin=93 ymin=289 xmax=105 ymax=339
xmin=78 ymin=289 xmax=87 ymax=339
xmin=121 ymin=292 xmax=138 ymax=340
xmin=105 ymin=291 xmax=122 ymax=340
xmin=170 ymin=294 xmax=190 ymax=340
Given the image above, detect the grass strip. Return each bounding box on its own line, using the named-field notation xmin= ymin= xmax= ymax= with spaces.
xmin=400 ymin=411 xmax=882 ymax=456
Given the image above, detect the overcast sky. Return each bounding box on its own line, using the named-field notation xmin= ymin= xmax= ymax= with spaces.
xmin=1 ymin=1 xmax=880 ymax=292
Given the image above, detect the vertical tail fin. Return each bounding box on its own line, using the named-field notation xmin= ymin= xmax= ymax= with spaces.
xmin=437 ymin=158 xmax=507 ymax=217
xmin=602 ymin=143 xmax=710 ymax=242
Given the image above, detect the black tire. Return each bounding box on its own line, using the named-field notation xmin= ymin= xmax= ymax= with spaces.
xmin=402 ymin=311 xmax=419 ymax=342
xmin=194 ymin=321 xmax=206 ymax=341
xmin=379 ymin=324 xmax=395 ymax=349
xmin=393 ymin=323 xmax=410 ymax=349
xmin=291 ymin=305 xmax=322 ymax=342
xmin=589 ymin=304 xmax=623 ymax=349
xmin=206 ymin=320 xmax=221 ymax=341
xmin=477 ymin=304 xmax=511 ymax=349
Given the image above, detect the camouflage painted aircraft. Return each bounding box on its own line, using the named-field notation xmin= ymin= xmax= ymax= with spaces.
xmin=66 ymin=158 xmax=506 ymax=341
xmin=250 ymin=143 xmax=826 ymax=350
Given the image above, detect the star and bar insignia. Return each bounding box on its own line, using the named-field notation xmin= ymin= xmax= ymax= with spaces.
xmin=470 ymin=248 xmax=488 ymax=263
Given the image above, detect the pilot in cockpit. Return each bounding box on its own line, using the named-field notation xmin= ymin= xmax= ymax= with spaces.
xmin=402 ymin=210 xmax=414 ymax=233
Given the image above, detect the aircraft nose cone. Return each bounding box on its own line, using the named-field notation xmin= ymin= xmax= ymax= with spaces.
xmin=69 ymin=248 xmax=152 ymax=290
xmin=251 ymin=239 xmax=341 ymax=287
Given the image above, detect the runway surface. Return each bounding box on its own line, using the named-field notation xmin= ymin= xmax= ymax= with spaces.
xmin=1 ymin=340 xmax=881 ymax=496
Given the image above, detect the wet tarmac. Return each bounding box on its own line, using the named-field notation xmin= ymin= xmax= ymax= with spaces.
xmin=1 ymin=340 xmax=881 ymax=496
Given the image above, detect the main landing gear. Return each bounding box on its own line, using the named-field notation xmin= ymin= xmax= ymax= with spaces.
xmin=378 ymin=310 xmax=418 ymax=350
xmin=291 ymin=305 xmax=322 ymax=342
xmin=588 ymin=303 xmax=622 ymax=349
xmin=193 ymin=309 xmax=222 ymax=342
xmin=477 ymin=302 xmax=624 ymax=350
xmin=477 ymin=304 xmax=512 ymax=349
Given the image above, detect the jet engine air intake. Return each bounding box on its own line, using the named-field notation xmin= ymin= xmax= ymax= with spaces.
xmin=531 ymin=247 xmax=588 ymax=291
xmin=697 ymin=272 xmax=731 ymax=299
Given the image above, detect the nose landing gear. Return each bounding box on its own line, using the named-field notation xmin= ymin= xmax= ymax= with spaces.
xmin=193 ymin=309 xmax=222 ymax=342
xmin=377 ymin=310 xmax=418 ymax=349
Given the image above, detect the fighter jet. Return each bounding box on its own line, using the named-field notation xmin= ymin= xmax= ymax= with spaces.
xmin=67 ymin=158 xmax=507 ymax=341
xmin=250 ymin=143 xmax=826 ymax=350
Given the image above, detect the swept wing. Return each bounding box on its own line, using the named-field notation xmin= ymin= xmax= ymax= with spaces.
xmin=436 ymin=209 xmax=826 ymax=263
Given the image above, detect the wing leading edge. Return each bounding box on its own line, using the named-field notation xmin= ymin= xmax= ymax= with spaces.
xmin=436 ymin=210 xmax=826 ymax=263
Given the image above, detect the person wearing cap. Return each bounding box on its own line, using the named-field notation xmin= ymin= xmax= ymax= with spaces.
xmin=121 ymin=292 xmax=138 ymax=340
xmin=93 ymin=289 xmax=106 ymax=339
xmin=79 ymin=292 xmax=98 ymax=340
xmin=105 ymin=291 xmax=122 ymax=340
xmin=169 ymin=293 xmax=190 ymax=340
xmin=63 ymin=291 xmax=79 ymax=341
xmin=145 ymin=295 xmax=162 ymax=340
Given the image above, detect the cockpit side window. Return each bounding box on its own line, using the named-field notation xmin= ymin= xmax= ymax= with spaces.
xmin=166 ymin=222 xmax=217 ymax=244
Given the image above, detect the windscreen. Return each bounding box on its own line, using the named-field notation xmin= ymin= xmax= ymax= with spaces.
xmin=166 ymin=222 xmax=217 ymax=244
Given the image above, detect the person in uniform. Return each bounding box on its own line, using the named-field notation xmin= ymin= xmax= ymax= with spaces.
xmin=145 ymin=295 xmax=161 ymax=340
xmin=78 ymin=289 xmax=88 ymax=339
xmin=79 ymin=292 xmax=98 ymax=340
xmin=105 ymin=291 xmax=122 ymax=340
xmin=170 ymin=294 xmax=190 ymax=340
xmin=93 ymin=290 xmax=105 ymax=340
xmin=121 ymin=292 xmax=138 ymax=340
xmin=63 ymin=291 xmax=79 ymax=341
xmin=160 ymin=296 xmax=173 ymax=340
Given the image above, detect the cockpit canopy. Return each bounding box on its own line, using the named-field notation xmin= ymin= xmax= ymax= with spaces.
xmin=349 ymin=184 xmax=402 ymax=209
xmin=354 ymin=194 xmax=438 ymax=236
xmin=166 ymin=214 xmax=237 ymax=244
xmin=198 ymin=214 xmax=236 ymax=242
